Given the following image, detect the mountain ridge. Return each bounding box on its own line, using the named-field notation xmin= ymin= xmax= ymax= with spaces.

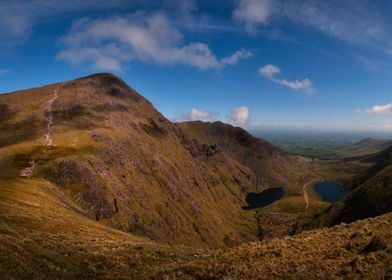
xmin=0 ymin=73 xmax=391 ymax=278
xmin=0 ymin=73 xmax=302 ymax=248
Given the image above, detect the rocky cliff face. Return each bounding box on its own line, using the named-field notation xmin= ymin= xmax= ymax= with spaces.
xmin=0 ymin=73 xmax=299 ymax=247
xmin=179 ymin=121 xmax=297 ymax=191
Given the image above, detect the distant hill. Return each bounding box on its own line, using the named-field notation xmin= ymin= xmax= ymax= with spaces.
xmin=354 ymin=137 xmax=392 ymax=150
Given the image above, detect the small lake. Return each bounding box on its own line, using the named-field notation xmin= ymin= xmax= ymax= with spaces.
xmin=243 ymin=187 xmax=285 ymax=210
xmin=313 ymin=181 xmax=349 ymax=202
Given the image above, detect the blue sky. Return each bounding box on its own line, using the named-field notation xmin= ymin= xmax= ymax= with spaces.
xmin=1 ymin=0 xmax=392 ymax=131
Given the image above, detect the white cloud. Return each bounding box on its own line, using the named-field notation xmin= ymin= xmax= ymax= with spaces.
xmin=259 ymin=64 xmax=314 ymax=94
xmin=382 ymin=123 xmax=392 ymax=129
xmin=230 ymin=106 xmax=250 ymax=125
xmin=259 ymin=64 xmax=280 ymax=79
xmin=183 ymin=108 xmax=219 ymax=121
xmin=233 ymin=0 xmax=278 ymax=33
xmin=1 ymin=0 xmax=224 ymax=51
xmin=277 ymin=78 xmax=313 ymax=93
xmin=356 ymin=103 xmax=392 ymax=115
xmin=221 ymin=49 xmax=253 ymax=66
xmin=58 ymin=13 xmax=251 ymax=71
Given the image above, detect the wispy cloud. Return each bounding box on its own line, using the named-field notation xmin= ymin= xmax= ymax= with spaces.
xmin=57 ymin=13 xmax=251 ymax=71
xmin=356 ymin=103 xmax=392 ymax=114
xmin=221 ymin=49 xmax=253 ymax=66
xmin=0 ymin=14 xmax=32 ymax=49
xmin=0 ymin=69 xmax=10 ymax=75
xmin=259 ymin=64 xmax=314 ymax=94
xmin=229 ymin=106 xmax=250 ymax=125
xmin=1 ymin=0 xmax=226 ymax=51
xmin=0 ymin=0 xmax=130 ymax=50
xmin=233 ymin=0 xmax=392 ymax=55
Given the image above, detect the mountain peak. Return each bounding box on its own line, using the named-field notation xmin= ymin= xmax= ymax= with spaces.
xmin=64 ymin=72 xmax=142 ymax=101
xmin=74 ymin=72 xmax=128 ymax=88
xmin=0 ymin=74 xmax=300 ymax=248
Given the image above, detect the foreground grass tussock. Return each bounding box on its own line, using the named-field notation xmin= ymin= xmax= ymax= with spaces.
xmin=157 ymin=215 xmax=392 ymax=279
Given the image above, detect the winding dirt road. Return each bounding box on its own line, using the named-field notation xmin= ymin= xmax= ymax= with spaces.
xmin=302 ymin=161 xmax=326 ymax=211
xmin=302 ymin=179 xmax=318 ymax=211
xmin=303 ymin=182 xmax=310 ymax=211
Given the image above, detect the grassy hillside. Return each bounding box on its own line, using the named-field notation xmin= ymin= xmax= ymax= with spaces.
xmin=179 ymin=121 xmax=298 ymax=191
xmin=1 ymin=178 xmax=391 ymax=279
xmin=158 ymin=213 xmax=392 ymax=279
xmin=1 ymin=73 xmax=390 ymax=278
xmin=295 ymin=145 xmax=392 ymax=231
xmin=179 ymin=121 xmax=333 ymax=239
xmin=0 ymin=73 xmax=307 ymax=248
xmin=354 ymin=138 xmax=392 ymax=151
xmin=0 ymin=178 xmax=196 ymax=279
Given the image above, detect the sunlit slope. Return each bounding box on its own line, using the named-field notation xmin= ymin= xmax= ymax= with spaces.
xmin=0 ymin=178 xmax=175 ymax=279
xmin=158 ymin=213 xmax=392 ymax=279
xmin=0 ymin=73 xmax=390 ymax=278
xmin=0 ymin=73 xmax=302 ymax=248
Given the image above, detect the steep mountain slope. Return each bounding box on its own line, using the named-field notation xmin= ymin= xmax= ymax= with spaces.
xmin=0 ymin=73 xmax=300 ymax=248
xmin=0 ymin=178 xmax=205 ymax=279
xmin=178 ymin=121 xmax=298 ymax=193
xmin=296 ymin=145 xmax=392 ymax=230
xmin=1 ymin=74 xmax=391 ymax=278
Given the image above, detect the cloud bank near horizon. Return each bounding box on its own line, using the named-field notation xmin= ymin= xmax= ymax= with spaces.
xmin=356 ymin=103 xmax=392 ymax=115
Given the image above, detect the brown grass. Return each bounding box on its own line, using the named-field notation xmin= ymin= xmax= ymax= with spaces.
xmin=157 ymin=214 xmax=392 ymax=279
xmin=1 ymin=178 xmax=391 ymax=279
xmin=0 ymin=178 xmax=203 ymax=279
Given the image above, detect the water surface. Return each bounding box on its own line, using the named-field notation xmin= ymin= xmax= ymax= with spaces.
xmin=313 ymin=181 xmax=348 ymax=202
xmin=243 ymin=187 xmax=284 ymax=210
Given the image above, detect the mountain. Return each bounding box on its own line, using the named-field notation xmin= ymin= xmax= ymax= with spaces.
xmin=0 ymin=73 xmax=300 ymax=248
xmin=354 ymin=138 xmax=392 ymax=151
xmin=178 ymin=121 xmax=297 ymax=192
xmin=0 ymin=74 xmax=391 ymax=279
